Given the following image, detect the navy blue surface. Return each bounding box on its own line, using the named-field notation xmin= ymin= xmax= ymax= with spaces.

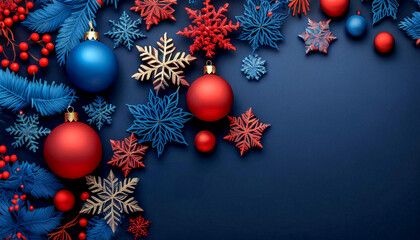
xmin=1 ymin=1 xmax=420 ymax=239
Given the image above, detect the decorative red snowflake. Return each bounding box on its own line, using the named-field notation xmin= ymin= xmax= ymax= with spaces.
xmin=130 ymin=0 xmax=177 ymax=31
xmin=127 ymin=215 xmax=151 ymax=239
xmin=176 ymin=0 xmax=240 ymax=58
xmin=299 ymin=18 xmax=336 ymax=54
xmin=108 ymin=133 xmax=148 ymax=177
xmin=288 ymin=0 xmax=310 ymax=16
xmin=224 ymin=108 xmax=270 ymax=156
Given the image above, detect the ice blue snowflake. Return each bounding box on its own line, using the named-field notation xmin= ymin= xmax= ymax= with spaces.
xmin=127 ymin=89 xmax=193 ymax=157
xmin=241 ymin=54 xmax=267 ymax=81
xmin=371 ymin=0 xmax=399 ymax=25
xmin=236 ymin=0 xmax=288 ymax=52
xmin=105 ymin=11 xmax=146 ymax=50
xmin=6 ymin=114 xmax=51 ymax=153
xmin=83 ymin=96 xmax=116 ymax=131
xmin=399 ymin=12 xmax=420 ymax=45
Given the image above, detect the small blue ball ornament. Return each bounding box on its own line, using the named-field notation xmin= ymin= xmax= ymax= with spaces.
xmin=66 ymin=24 xmax=118 ymax=92
xmin=346 ymin=12 xmax=367 ymax=38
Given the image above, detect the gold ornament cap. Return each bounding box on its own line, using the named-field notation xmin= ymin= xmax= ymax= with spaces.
xmin=65 ymin=106 xmax=79 ymax=122
xmin=204 ymin=60 xmax=216 ymax=75
xmin=84 ymin=21 xmax=99 ymax=41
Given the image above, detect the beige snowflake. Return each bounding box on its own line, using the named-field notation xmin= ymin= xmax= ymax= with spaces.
xmin=132 ymin=32 xmax=196 ymax=92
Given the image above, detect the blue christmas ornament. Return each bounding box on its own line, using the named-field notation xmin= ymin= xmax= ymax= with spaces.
xmin=346 ymin=13 xmax=367 ymax=38
xmin=66 ymin=23 xmax=118 ymax=92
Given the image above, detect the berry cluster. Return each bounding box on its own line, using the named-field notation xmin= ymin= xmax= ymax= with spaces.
xmin=0 ymin=0 xmax=33 ymax=26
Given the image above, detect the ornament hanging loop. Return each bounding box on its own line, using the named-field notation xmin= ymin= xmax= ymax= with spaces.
xmin=65 ymin=106 xmax=79 ymax=122
xmin=84 ymin=21 xmax=99 ymax=41
xmin=204 ymin=60 xmax=216 ymax=75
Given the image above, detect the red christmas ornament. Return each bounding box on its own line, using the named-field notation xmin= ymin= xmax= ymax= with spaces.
xmin=194 ymin=130 xmax=216 ymax=152
xmin=78 ymin=232 xmax=86 ymax=240
xmin=44 ymin=107 xmax=102 ymax=179
xmin=54 ymin=190 xmax=75 ymax=212
xmin=320 ymin=0 xmax=349 ymax=17
xmin=79 ymin=218 xmax=88 ymax=227
xmin=187 ymin=62 xmax=233 ymax=122
xmin=80 ymin=192 xmax=90 ymax=201
xmin=374 ymin=32 xmax=394 ymax=54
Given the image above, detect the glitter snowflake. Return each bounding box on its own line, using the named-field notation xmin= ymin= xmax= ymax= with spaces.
xmin=224 ymin=108 xmax=270 ymax=156
xmin=105 ymin=11 xmax=146 ymax=50
xmin=299 ymin=19 xmax=336 ymax=54
xmin=371 ymin=0 xmax=399 ymax=25
xmin=289 ymin=0 xmax=310 ymax=16
xmin=131 ymin=0 xmax=177 ymax=31
xmin=399 ymin=11 xmax=420 ymax=46
xmin=108 ymin=133 xmax=148 ymax=178
xmin=127 ymin=89 xmax=193 ymax=157
xmin=177 ymin=0 xmax=240 ymax=58
xmin=5 ymin=114 xmax=51 ymax=153
xmin=80 ymin=170 xmax=143 ymax=233
xmin=241 ymin=54 xmax=267 ymax=81
xmin=236 ymin=0 xmax=287 ymax=51
xmin=132 ymin=33 xmax=196 ymax=93
xmin=127 ymin=215 xmax=151 ymax=239
xmin=83 ymin=96 xmax=116 ymax=131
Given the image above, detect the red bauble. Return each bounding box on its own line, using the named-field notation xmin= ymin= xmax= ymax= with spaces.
xmin=80 ymin=192 xmax=90 ymax=201
xmin=79 ymin=218 xmax=88 ymax=227
xmin=320 ymin=0 xmax=349 ymax=17
xmin=44 ymin=115 xmax=102 ymax=179
xmin=187 ymin=64 xmax=233 ymax=122
xmin=374 ymin=32 xmax=394 ymax=54
xmin=54 ymin=190 xmax=75 ymax=212
xmin=194 ymin=130 xmax=216 ymax=152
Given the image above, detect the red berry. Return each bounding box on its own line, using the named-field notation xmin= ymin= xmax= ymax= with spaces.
xmin=19 ymin=52 xmax=28 ymax=60
xmin=17 ymin=7 xmax=25 ymax=14
xmin=79 ymin=218 xmax=88 ymax=227
xmin=8 ymin=206 xmax=13 ymax=212
xmin=26 ymin=2 xmax=34 ymax=9
xmin=0 ymin=145 xmax=6 ymax=153
xmin=15 ymin=0 xmax=22 ymax=3
xmin=29 ymin=206 xmax=34 ymax=211
xmin=80 ymin=192 xmax=90 ymax=201
xmin=78 ymin=232 xmax=86 ymax=240
xmin=16 ymin=168 xmax=19 ymax=171
xmin=10 ymin=63 xmax=19 ymax=72
xmin=4 ymin=17 xmax=13 ymax=27
xmin=19 ymin=42 xmax=28 ymax=51
xmin=27 ymin=65 xmax=38 ymax=75
xmin=2 ymin=171 xmax=9 ymax=179
xmin=11 ymin=199 xmax=17 ymax=204
xmin=41 ymin=48 xmax=49 ymax=56
xmin=20 ymin=185 xmax=24 ymax=188
xmin=42 ymin=34 xmax=51 ymax=43
xmin=3 ymin=9 xmax=10 ymax=16
xmin=0 ymin=161 xmax=5 ymax=168
xmin=19 ymin=110 xmax=23 ymax=115
xmin=20 ymin=195 xmax=26 ymax=200
xmin=4 ymin=155 xmax=10 ymax=162
xmin=39 ymin=58 xmax=48 ymax=67
xmin=46 ymin=42 xmax=54 ymax=51
xmin=267 ymin=12 xmax=273 ymax=17
xmin=1 ymin=59 xmax=9 ymax=67
xmin=14 ymin=195 xmax=18 ymax=199
xmin=10 ymin=155 xmax=17 ymax=162
xmin=0 ymin=45 xmax=2 ymax=53
xmin=12 ymin=15 xmax=18 ymax=22
xmin=30 ymin=33 xmax=39 ymax=41
xmin=14 ymin=205 xmax=19 ymax=210
xmin=97 ymin=0 xmax=103 ymax=6
xmin=18 ymin=14 xmax=25 ymax=21
xmin=0 ymin=174 xmax=2 ymax=179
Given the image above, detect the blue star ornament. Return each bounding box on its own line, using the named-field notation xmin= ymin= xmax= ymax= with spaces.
xmin=105 ymin=11 xmax=146 ymax=50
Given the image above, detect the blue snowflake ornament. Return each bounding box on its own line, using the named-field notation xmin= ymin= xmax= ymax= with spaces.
xmin=105 ymin=11 xmax=146 ymax=50
xmin=127 ymin=89 xmax=193 ymax=157
xmin=299 ymin=19 xmax=336 ymax=54
xmin=236 ymin=0 xmax=288 ymax=51
xmin=241 ymin=54 xmax=267 ymax=81
xmin=83 ymin=96 xmax=116 ymax=131
xmin=6 ymin=114 xmax=50 ymax=153
xmin=399 ymin=11 xmax=420 ymax=45
xmin=371 ymin=0 xmax=399 ymax=25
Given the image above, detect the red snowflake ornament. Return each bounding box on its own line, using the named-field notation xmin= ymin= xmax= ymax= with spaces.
xmin=127 ymin=215 xmax=151 ymax=239
xmin=288 ymin=0 xmax=310 ymax=16
xmin=130 ymin=0 xmax=177 ymax=31
xmin=224 ymin=108 xmax=270 ymax=156
xmin=108 ymin=133 xmax=148 ymax=177
xmin=177 ymin=0 xmax=240 ymax=58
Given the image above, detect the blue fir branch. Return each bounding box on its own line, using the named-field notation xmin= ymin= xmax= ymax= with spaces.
xmin=127 ymin=89 xmax=193 ymax=157
xmin=241 ymin=54 xmax=267 ymax=81
xmin=0 ymin=161 xmax=62 ymax=199
xmin=399 ymin=11 xmax=420 ymax=42
xmin=83 ymin=96 xmax=116 ymax=131
xmin=105 ymin=11 xmax=146 ymax=50
xmin=372 ymin=0 xmax=399 ymax=25
xmin=416 ymin=0 xmax=420 ymax=7
xmin=86 ymin=216 xmax=115 ymax=240
xmin=104 ymin=0 xmax=119 ymax=8
xmin=0 ymin=69 xmax=77 ymax=116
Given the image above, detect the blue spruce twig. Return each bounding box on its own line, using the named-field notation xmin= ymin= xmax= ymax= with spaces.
xmin=105 ymin=11 xmax=146 ymax=50
xmin=83 ymin=96 xmax=116 ymax=131
xmin=399 ymin=11 xmax=420 ymax=45
xmin=371 ymin=0 xmax=399 ymax=25
xmin=86 ymin=216 xmax=115 ymax=240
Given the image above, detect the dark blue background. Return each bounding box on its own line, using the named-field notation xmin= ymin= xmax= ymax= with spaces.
xmin=2 ymin=0 xmax=420 ymax=239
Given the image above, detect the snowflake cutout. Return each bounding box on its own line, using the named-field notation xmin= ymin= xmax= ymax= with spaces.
xmin=127 ymin=215 xmax=151 ymax=239
xmin=299 ymin=18 xmax=336 ymax=54
xmin=6 ymin=114 xmax=51 ymax=153
xmin=80 ymin=170 xmax=143 ymax=233
xmin=127 ymin=89 xmax=193 ymax=157
xmin=224 ymin=108 xmax=270 ymax=156
xmin=132 ymin=33 xmax=196 ymax=93
xmin=130 ymin=0 xmax=177 ymax=31
xmin=177 ymin=0 xmax=240 ymax=58
xmin=241 ymin=54 xmax=267 ymax=81
xmin=108 ymin=133 xmax=148 ymax=178
xmin=236 ymin=0 xmax=287 ymax=52
xmin=371 ymin=0 xmax=399 ymax=25
xmin=399 ymin=11 xmax=420 ymax=46
xmin=83 ymin=96 xmax=116 ymax=131
xmin=105 ymin=11 xmax=146 ymax=50
xmin=289 ymin=0 xmax=310 ymax=16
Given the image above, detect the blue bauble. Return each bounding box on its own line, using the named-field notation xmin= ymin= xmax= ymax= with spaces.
xmin=66 ymin=40 xmax=118 ymax=92
xmin=346 ymin=15 xmax=367 ymax=38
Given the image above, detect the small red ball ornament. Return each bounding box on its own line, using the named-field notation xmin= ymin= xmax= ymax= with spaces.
xmin=54 ymin=190 xmax=75 ymax=212
xmin=194 ymin=130 xmax=216 ymax=152
xmin=80 ymin=192 xmax=90 ymax=201
xmin=374 ymin=32 xmax=394 ymax=54
xmin=320 ymin=0 xmax=349 ymax=17
xmin=44 ymin=107 xmax=102 ymax=179
xmin=187 ymin=61 xmax=233 ymax=122
xmin=78 ymin=232 xmax=87 ymax=240
xmin=79 ymin=218 xmax=88 ymax=227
